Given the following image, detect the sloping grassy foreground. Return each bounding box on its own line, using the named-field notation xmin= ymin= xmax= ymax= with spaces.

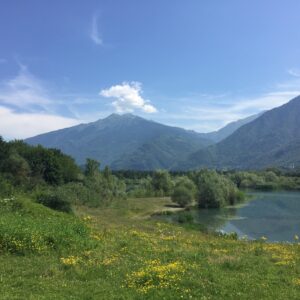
xmin=1 ymin=197 xmax=300 ymax=299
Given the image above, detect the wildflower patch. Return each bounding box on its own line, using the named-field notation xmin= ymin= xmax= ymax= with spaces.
xmin=125 ymin=259 xmax=186 ymax=294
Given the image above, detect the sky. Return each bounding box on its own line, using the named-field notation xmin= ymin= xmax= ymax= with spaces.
xmin=1 ymin=0 xmax=300 ymax=139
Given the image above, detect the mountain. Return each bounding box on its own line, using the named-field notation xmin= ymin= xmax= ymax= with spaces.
xmin=200 ymin=113 xmax=262 ymax=143
xmin=179 ymin=96 xmax=300 ymax=170
xmin=25 ymin=113 xmax=212 ymax=170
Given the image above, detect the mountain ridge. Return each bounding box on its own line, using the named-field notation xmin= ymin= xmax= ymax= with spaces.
xmin=178 ymin=95 xmax=300 ymax=170
xmin=25 ymin=113 xmax=212 ymax=169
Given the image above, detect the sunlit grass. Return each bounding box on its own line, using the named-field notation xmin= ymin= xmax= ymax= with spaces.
xmin=1 ymin=197 xmax=300 ymax=299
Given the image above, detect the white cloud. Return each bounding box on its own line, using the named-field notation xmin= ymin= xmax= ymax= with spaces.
xmin=153 ymin=88 xmax=300 ymax=133
xmin=288 ymin=68 xmax=300 ymax=77
xmin=0 ymin=65 xmax=52 ymax=111
xmin=0 ymin=106 xmax=80 ymax=140
xmin=90 ymin=14 xmax=103 ymax=45
xmin=100 ymin=82 xmax=157 ymax=113
xmin=0 ymin=65 xmax=84 ymax=139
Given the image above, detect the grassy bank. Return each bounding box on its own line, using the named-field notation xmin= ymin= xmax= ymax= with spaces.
xmin=1 ymin=196 xmax=300 ymax=299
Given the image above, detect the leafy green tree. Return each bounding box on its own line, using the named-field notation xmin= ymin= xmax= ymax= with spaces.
xmin=85 ymin=159 xmax=100 ymax=177
xmin=103 ymin=166 xmax=112 ymax=180
xmin=195 ymin=170 xmax=243 ymax=208
xmin=172 ymin=186 xmax=194 ymax=207
xmin=171 ymin=176 xmax=196 ymax=207
xmin=0 ymin=136 xmax=9 ymax=171
xmin=151 ymin=170 xmax=173 ymax=196
xmin=3 ymin=152 xmax=31 ymax=184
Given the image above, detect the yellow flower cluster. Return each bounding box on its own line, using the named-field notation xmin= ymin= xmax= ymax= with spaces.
xmin=126 ymin=259 xmax=186 ymax=294
xmin=83 ymin=215 xmax=92 ymax=222
xmin=90 ymin=233 xmax=102 ymax=241
xmin=130 ymin=229 xmax=152 ymax=240
xmin=102 ymin=254 xmax=119 ymax=266
xmin=60 ymin=255 xmax=80 ymax=266
xmin=263 ymin=244 xmax=296 ymax=266
xmin=212 ymin=249 xmax=229 ymax=255
xmin=292 ymin=278 xmax=300 ymax=286
xmin=6 ymin=235 xmax=47 ymax=253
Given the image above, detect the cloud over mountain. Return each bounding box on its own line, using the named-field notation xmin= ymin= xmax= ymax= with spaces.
xmin=100 ymin=82 xmax=157 ymax=113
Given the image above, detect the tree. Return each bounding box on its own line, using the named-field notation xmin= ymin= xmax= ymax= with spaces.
xmin=195 ymin=170 xmax=243 ymax=208
xmin=85 ymin=159 xmax=100 ymax=177
xmin=171 ymin=176 xmax=196 ymax=207
xmin=3 ymin=152 xmax=31 ymax=184
xmin=151 ymin=170 xmax=173 ymax=196
xmin=172 ymin=186 xmax=193 ymax=207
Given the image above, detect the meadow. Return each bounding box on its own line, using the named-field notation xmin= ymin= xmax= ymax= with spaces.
xmin=1 ymin=196 xmax=300 ymax=300
xmin=1 ymin=139 xmax=300 ymax=299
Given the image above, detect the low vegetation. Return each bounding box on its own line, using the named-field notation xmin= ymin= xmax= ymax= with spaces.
xmin=1 ymin=136 xmax=300 ymax=298
xmin=1 ymin=196 xmax=300 ymax=299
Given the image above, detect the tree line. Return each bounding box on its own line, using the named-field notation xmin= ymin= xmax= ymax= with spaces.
xmin=1 ymin=136 xmax=300 ymax=212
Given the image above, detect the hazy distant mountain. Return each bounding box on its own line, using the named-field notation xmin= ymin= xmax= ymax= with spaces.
xmin=200 ymin=113 xmax=262 ymax=143
xmin=179 ymin=96 xmax=300 ymax=170
xmin=25 ymin=113 xmax=212 ymax=170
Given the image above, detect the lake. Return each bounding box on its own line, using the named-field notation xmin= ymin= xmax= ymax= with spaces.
xmin=156 ymin=191 xmax=300 ymax=243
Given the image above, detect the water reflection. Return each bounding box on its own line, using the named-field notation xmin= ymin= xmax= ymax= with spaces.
xmin=156 ymin=191 xmax=300 ymax=243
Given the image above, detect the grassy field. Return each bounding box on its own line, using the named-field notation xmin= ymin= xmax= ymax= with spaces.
xmin=1 ymin=196 xmax=300 ymax=299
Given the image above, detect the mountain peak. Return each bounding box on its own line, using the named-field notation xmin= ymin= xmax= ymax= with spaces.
xmin=105 ymin=113 xmax=137 ymax=120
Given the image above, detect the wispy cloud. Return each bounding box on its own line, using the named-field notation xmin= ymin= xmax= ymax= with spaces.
xmin=100 ymin=82 xmax=157 ymax=113
xmin=0 ymin=105 xmax=80 ymax=140
xmin=154 ymin=83 xmax=300 ymax=133
xmin=288 ymin=68 xmax=300 ymax=77
xmin=0 ymin=65 xmax=53 ymax=112
xmin=0 ymin=65 xmax=82 ymax=139
xmin=90 ymin=13 xmax=103 ymax=46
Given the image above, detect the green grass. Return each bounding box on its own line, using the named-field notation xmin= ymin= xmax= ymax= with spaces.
xmin=1 ymin=196 xmax=300 ymax=299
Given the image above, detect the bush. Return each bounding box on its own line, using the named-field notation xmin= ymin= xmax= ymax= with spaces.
xmin=195 ymin=170 xmax=244 ymax=208
xmin=151 ymin=170 xmax=173 ymax=196
xmin=0 ymin=176 xmax=14 ymax=197
xmin=177 ymin=212 xmax=194 ymax=223
xmin=36 ymin=193 xmax=72 ymax=213
xmin=172 ymin=186 xmax=194 ymax=207
xmin=171 ymin=176 xmax=196 ymax=207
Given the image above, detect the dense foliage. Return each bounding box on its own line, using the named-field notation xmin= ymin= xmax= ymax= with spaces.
xmin=0 ymin=137 xmax=126 ymax=209
xmin=171 ymin=176 xmax=196 ymax=207
xmin=192 ymin=170 xmax=244 ymax=208
xmin=1 ymin=135 xmax=300 ymax=213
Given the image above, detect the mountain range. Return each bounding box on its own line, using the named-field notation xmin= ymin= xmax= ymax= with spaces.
xmin=178 ymin=96 xmax=300 ymax=170
xmin=25 ymin=113 xmax=212 ymax=170
xmin=25 ymin=96 xmax=300 ymax=170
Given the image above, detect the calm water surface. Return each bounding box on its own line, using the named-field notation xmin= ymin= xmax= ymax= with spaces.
xmin=157 ymin=191 xmax=300 ymax=243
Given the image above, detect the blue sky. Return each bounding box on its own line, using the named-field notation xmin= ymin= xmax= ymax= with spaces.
xmin=1 ymin=0 xmax=300 ymax=139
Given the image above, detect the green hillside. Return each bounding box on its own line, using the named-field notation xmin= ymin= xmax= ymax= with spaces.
xmin=26 ymin=114 xmax=212 ymax=170
xmin=179 ymin=96 xmax=300 ymax=170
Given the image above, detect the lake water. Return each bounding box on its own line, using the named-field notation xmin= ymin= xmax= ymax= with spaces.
xmin=157 ymin=191 xmax=300 ymax=243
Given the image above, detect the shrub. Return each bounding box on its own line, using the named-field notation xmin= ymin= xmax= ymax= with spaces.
xmin=0 ymin=176 xmax=14 ymax=197
xmin=172 ymin=186 xmax=194 ymax=207
xmin=177 ymin=212 xmax=194 ymax=223
xmin=151 ymin=170 xmax=173 ymax=196
xmin=171 ymin=176 xmax=196 ymax=207
xmin=195 ymin=170 xmax=244 ymax=208
xmin=36 ymin=193 xmax=72 ymax=213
